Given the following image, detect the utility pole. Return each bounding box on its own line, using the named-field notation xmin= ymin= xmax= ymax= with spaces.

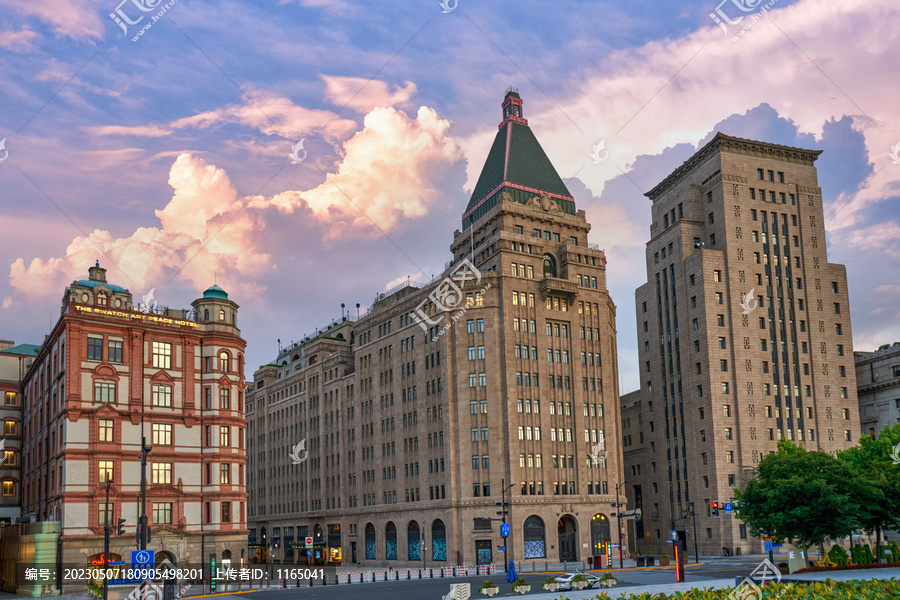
xmin=496 ymin=480 xmax=514 ymax=569
xmin=103 ymin=478 xmax=111 ymax=600
xmin=613 ymin=482 xmax=627 ymax=569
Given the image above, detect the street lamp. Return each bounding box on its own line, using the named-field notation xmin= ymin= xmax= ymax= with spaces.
xmin=421 ymin=522 xmax=427 ymax=571
xmin=613 ymin=482 xmax=627 ymax=569
xmin=497 ymin=480 xmax=514 ymax=569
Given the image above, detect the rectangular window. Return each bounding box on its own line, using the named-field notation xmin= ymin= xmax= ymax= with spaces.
xmin=219 ymin=426 xmax=230 ymax=447
xmin=220 ymin=388 xmax=231 ymax=410
xmin=99 ymin=460 xmax=114 ymax=483
xmin=151 ymin=423 xmax=172 ymax=446
xmin=152 ymin=384 xmax=172 ymax=407
xmin=151 ymin=462 xmax=172 ymax=485
xmin=98 ymin=502 xmax=112 ymax=525
xmin=108 ymin=340 xmax=123 ymax=363
xmin=88 ymin=338 xmax=103 ymax=361
xmin=94 ymin=381 xmax=116 ymax=404
xmin=220 ymin=463 xmax=231 ymax=484
xmin=153 ymin=502 xmax=173 ymax=524
xmin=99 ymin=419 xmax=114 ymax=442
xmin=152 ymin=341 xmax=172 ymax=369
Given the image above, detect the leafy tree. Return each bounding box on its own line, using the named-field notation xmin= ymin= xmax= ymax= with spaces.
xmin=735 ymin=439 xmax=860 ymax=552
xmin=838 ymin=423 xmax=900 ymax=556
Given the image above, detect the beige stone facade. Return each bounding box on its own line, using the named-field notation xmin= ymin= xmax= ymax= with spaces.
xmin=624 ymin=134 xmax=861 ymax=556
xmin=247 ymin=92 xmax=626 ymax=568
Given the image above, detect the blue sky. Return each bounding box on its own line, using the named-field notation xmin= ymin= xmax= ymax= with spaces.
xmin=1 ymin=0 xmax=898 ymax=393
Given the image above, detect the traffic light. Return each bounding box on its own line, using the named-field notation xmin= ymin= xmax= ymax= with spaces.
xmin=711 ymin=501 xmax=720 ymax=517
xmin=116 ymin=518 xmax=126 ymax=536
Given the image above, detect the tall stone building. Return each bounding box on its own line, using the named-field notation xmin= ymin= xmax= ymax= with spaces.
xmin=247 ymin=90 xmax=625 ymax=567
xmin=625 ymin=134 xmax=860 ymax=556
xmin=20 ymin=263 xmax=248 ymax=590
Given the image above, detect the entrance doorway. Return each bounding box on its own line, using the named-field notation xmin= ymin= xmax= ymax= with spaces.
xmin=557 ymin=516 xmax=578 ymax=562
xmin=475 ymin=540 xmax=492 ymax=565
xmin=156 ymin=552 xmax=177 ymax=600
xmin=351 ymin=542 xmax=357 ymax=564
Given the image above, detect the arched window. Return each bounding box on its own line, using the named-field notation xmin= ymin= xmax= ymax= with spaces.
xmin=431 ymin=520 xmax=446 ymax=561
xmin=385 ymin=522 xmax=397 ymax=560
xmin=590 ymin=514 xmax=611 ymax=556
xmin=219 ymin=351 xmax=229 ymax=372
xmin=407 ymin=522 xmax=421 ymax=561
xmin=542 ymin=254 xmax=557 ymax=278
xmin=523 ymin=516 xmax=546 ymax=558
xmin=365 ymin=523 xmax=376 ymax=559
xmin=219 ymin=309 xmax=225 ymax=321
xmin=204 ymin=309 xmax=210 ymax=321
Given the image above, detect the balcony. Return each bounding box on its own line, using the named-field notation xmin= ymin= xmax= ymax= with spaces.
xmin=540 ymin=277 xmax=578 ymax=297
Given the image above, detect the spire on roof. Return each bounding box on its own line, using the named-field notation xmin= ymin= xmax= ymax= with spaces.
xmin=462 ymin=90 xmax=575 ymax=229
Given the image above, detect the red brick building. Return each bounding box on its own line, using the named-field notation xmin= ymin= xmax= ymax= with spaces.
xmin=20 ymin=262 xmax=248 ymax=587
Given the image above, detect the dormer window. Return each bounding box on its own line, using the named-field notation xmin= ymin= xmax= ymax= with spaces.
xmin=97 ymin=293 xmax=107 ymax=306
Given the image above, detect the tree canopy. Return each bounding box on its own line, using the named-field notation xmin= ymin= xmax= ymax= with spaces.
xmin=736 ymin=426 xmax=900 ymax=551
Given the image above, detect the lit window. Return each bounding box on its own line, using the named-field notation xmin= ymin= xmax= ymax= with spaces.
xmin=152 ymin=342 xmax=172 ymax=369
xmin=99 ymin=419 xmax=114 ymax=442
xmin=151 ymin=463 xmax=172 ymax=485
xmin=219 ymin=351 xmax=230 ymax=372
xmin=99 ymin=460 xmax=114 ymax=483
xmin=152 ymin=423 xmax=172 ymax=446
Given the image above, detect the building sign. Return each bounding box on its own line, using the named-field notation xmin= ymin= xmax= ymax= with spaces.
xmin=75 ymin=305 xmax=198 ymax=328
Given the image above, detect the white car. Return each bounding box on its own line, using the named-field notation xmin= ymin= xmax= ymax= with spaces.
xmin=553 ymin=572 xmax=601 ymax=590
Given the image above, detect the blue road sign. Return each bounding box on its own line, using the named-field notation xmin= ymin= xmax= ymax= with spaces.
xmin=764 ymin=541 xmax=773 ymax=552
xmin=724 ymin=502 xmax=733 ymax=514
xmin=773 ymin=543 xmax=782 ymax=547
xmin=501 ymin=523 xmax=510 ymax=538
xmin=131 ymin=550 xmax=154 ymax=566
xmin=306 ymin=550 xmax=312 ymax=557
xmin=498 ymin=546 xmax=506 ymax=552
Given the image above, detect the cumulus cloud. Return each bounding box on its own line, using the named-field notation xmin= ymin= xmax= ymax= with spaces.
xmin=10 ymin=105 xmax=463 ymax=295
xmin=322 ymin=76 xmax=417 ymax=113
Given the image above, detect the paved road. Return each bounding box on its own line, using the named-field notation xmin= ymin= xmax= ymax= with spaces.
xmin=230 ymin=557 xmax=764 ymax=600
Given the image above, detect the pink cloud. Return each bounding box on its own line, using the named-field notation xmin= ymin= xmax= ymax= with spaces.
xmin=9 ymin=105 xmax=463 ymax=296
xmin=170 ymin=90 xmax=358 ymax=145
xmin=322 ymin=76 xmax=418 ymax=113
xmin=459 ymin=0 xmax=900 ymax=224
xmin=0 ymin=27 xmax=40 ymax=52
xmin=85 ymin=124 xmax=173 ymax=137
xmin=0 ymin=0 xmax=104 ymax=40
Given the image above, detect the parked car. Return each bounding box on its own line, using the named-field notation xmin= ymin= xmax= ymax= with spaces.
xmin=553 ymin=572 xmax=601 ymax=590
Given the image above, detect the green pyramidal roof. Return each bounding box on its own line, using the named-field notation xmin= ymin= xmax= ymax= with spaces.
xmin=463 ymin=92 xmax=575 ymax=229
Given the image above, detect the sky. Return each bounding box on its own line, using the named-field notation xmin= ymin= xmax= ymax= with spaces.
xmin=1 ymin=0 xmax=899 ymax=394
